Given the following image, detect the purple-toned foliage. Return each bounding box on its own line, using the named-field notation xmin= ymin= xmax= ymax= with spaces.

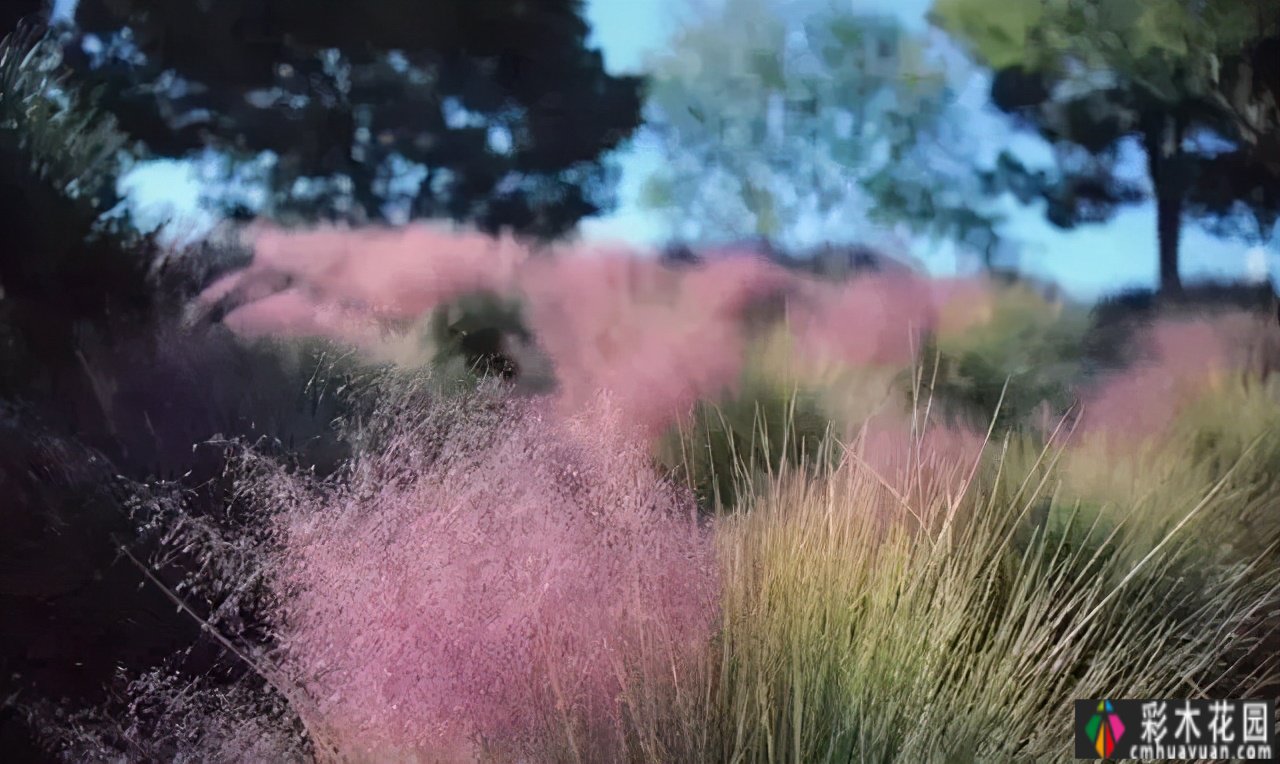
xmin=38 ymin=669 xmax=310 ymax=764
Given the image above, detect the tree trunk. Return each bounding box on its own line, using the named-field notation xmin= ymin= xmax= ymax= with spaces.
xmin=1156 ymin=188 xmax=1183 ymax=294
xmin=1145 ymin=118 xmax=1186 ymax=295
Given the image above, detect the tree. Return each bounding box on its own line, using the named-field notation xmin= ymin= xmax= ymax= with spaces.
xmin=1184 ymin=30 xmax=1280 ymax=246
xmin=62 ymin=0 xmax=644 ymax=239
xmin=643 ymin=0 xmax=1003 ymax=261
xmin=934 ymin=0 xmax=1280 ymax=293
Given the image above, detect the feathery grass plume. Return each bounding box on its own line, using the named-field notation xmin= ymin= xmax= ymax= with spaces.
xmin=73 ymin=326 xmax=368 ymax=479
xmin=216 ymin=287 xmax=391 ymax=348
xmin=194 ymin=224 xmax=532 ymax=361
xmin=795 ymin=272 xmax=939 ymax=371
xmin=63 ymin=373 xmax=715 ymax=762
xmin=0 ymin=404 xmax=201 ymax=735
xmin=204 ymin=231 xmax=796 ymax=437
xmin=6 ymin=329 xmax=377 ymax=759
xmin=249 ymin=376 xmax=718 ymax=761
xmin=35 ymin=669 xmax=311 ymax=764
xmin=212 ymin=223 xmax=529 ymax=321
xmin=1078 ymin=311 xmax=1274 ymax=443
xmin=519 ymin=252 xmax=767 ymax=436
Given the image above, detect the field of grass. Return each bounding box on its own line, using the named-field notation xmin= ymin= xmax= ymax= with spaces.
xmin=8 ymin=225 xmax=1280 ymax=762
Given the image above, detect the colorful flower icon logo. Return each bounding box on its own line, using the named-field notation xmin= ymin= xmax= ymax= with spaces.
xmin=1085 ymin=700 xmax=1126 ymax=757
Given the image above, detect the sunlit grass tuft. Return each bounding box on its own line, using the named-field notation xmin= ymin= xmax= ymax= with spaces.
xmin=634 ymin=387 xmax=1280 ymax=761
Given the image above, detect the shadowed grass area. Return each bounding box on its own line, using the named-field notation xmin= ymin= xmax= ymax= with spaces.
xmin=924 ymin=283 xmax=1091 ymax=431
xmin=657 ymin=331 xmax=839 ymax=513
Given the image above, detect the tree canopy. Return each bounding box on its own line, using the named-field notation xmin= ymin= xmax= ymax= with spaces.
xmin=934 ymin=0 xmax=1280 ymax=292
xmin=643 ymin=0 xmax=1004 ymax=261
xmin=63 ymin=0 xmax=645 ymax=239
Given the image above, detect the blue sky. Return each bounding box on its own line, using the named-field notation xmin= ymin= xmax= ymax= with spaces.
xmin=118 ymin=0 xmax=1276 ymax=300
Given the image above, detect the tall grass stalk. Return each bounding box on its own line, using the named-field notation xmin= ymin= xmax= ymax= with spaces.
xmin=635 ymin=401 xmax=1279 ymax=762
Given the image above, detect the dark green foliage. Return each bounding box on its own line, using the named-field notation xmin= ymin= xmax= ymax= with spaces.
xmin=1 ymin=333 xmax=371 ymax=760
xmin=661 ymin=376 xmax=835 ymax=513
xmin=65 ymin=0 xmax=644 ymax=238
xmin=423 ymin=291 xmax=556 ymax=395
xmin=986 ymin=437 xmax=1121 ymax=575
xmin=0 ymin=33 xmax=172 ymax=756
xmin=923 ymin=288 xmax=1089 ymax=431
xmin=103 ymin=333 xmax=363 ymax=478
xmin=1 ymin=24 xmax=364 ymax=466
xmin=428 ymin=292 xmax=530 ymax=379
xmin=936 ymin=0 xmax=1280 ymax=292
xmin=1187 ymin=146 xmax=1280 ymax=241
xmin=0 ymin=28 xmax=377 ymax=756
xmin=0 ymin=404 xmax=201 ymax=762
xmin=779 ymin=243 xmax=919 ymax=281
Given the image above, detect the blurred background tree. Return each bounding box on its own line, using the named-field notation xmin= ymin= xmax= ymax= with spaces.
xmin=62 ymin=0 xmax=644 ymax=239
xmin=934 ymin=0 xmax=1280 ymax=293
xmin=642 ymin=0 xmax=1005 ymax=264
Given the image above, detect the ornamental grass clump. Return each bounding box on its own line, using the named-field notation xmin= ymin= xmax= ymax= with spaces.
xmin=654 ymin=405 xmax=1279 ymax=761
xmin=255 ymin=377 xmax=719 ymax=761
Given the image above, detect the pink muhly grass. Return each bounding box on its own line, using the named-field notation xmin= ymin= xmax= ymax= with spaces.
xmin=199 ymin=226 xmax=1017 ymax=443
xmin=199 ymin=264 xmax=294 ymax=310
xmin=677 ymin=255 xmax=798 ymax=322
xmin=1080 ymin=314 xmax=1256 ymax=442
xmin=249 ymin=224 xmax=528 ymax=320
xmin=201 ymin=223 xmax=529 ymax=329
xmin=219 ymin=288 xmax=386 ymax=347
xmin=795 ymin=274 xmax=941 ymax=370
xmin=202 ymin=231 xmax=782 ymax=436
xmin=519 ymin=253 xmax=790 ymax=436
xmin=261 ymin=382 xmax=719 ymax=758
